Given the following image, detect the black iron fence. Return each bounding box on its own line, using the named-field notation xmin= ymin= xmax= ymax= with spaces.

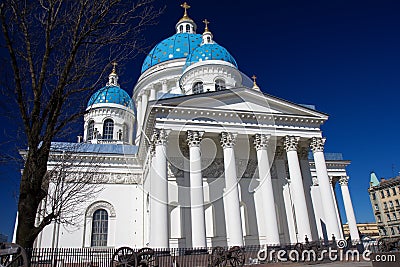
xmin=25 ymin=246 xmax=263 ymax=267
xmin=24 ymin=242 xmax=377 ymax=267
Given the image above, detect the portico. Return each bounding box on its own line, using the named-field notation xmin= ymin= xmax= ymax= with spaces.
xmin=142 ymin=87 xmax=357 ymax=248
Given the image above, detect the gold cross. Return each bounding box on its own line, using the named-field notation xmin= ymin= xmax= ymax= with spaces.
xmin=181 ymin=2 xmax=190 ymax=17
xmin=111 ymin=62 xmax=118 ymax=74
xmin=203 ymin=19 xmax=210 ymax=31
xmin=252 ymin=75 xmax=257 ymax=83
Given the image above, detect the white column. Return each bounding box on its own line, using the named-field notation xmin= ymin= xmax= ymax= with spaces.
xmin=161 ymin=80 xmax=168 ymax=93
xmin=310 ymin=137 xmax=342 ymax=240
xmin=329 ymin=177 xmax=344 ymax=240
xmin=149 ymin=129 xmax=169 ymax=248
xmin=141 ymin=91 xmax=149 ymax=126
xmin=187 ymin=130 xmax=207 ymax=248
xmin=135 ymin=96 xmax=142 ymax=145
xmin=283 ymin=136 xmax=312 ymax=242
xmin=254 ymin=134 xmax=280 ymax=245
xmin=339 ymin=176 xmax=360 ymax=241
xmin=221 ymin=132 xmax=244 ymax=246
xmin=149 ymin=84 xmax=157 ymax=101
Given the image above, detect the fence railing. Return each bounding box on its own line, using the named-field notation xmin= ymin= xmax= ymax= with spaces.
xmin=25 ymin=242 xmax=374 ymax=267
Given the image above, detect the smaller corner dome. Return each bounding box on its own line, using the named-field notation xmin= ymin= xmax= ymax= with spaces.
xmin=184 ymin=43 xmax=238 ymax=70
xmin=141 ymin=33 xmax=203 ymax=73
xmin=87 ymin=85 xmax=134 ymax=110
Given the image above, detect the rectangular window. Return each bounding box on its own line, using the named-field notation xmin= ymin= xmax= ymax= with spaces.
xmin=377 ymin=215 xmax=382 ymax=222
xmin=391 ymin=227 xmax=395 ymax=235
xmin=375 ymin=204 xmax=379 ymax=210
xmin=396 ymin=199 xmax=400 ymax=206
xmin=393 ymin=187 xmax=397 ymax=195
xmin=389 ymin=201 xmax=394 ymax=207
xmin=393 ymin=213 xmax=397 ymax=220
xmin=384 ymin=202 xmax=388 ymax=209
xmin=372 ymin=192 xmax=376 ymax=200
xmin=386 ymin=189 xmax=391 ymax=197
xmin=387 ymin=214 xmax=391 ymax=221
xmin=382 ymin=228 xmax=387 ymax=236
xmin=381 ymin=191 xmax=385 ymax=198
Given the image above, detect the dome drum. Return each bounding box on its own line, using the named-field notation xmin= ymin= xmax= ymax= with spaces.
xmin=83 ymin=107 xmax=135 ymax=144
xmin=180 ymin=62 xmax=242 ymax=94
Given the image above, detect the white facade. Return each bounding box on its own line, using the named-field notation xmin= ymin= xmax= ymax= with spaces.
xmin=21 ymin=4 xmax=360 ymax=249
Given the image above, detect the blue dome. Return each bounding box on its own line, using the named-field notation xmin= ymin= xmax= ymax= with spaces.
xmin=87 ymin=86 xmax=134 ymax=110
xmin=184 ymin=43 xmax=238 ymax=69
xmin=141 ymin=33 xmax=202 ymax=73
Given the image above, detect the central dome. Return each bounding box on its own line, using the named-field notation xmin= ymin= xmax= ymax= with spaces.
xmin=141 ymin=33 xmax=202 ymax=73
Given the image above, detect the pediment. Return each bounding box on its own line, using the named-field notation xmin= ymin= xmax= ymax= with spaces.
xmin=153 ymin=87 xmax=328 ymax=119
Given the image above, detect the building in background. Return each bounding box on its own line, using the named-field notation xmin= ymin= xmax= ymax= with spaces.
xmin=368 ymin=172 xmax=400 ymax=238
xmin=343 ymin=223 xmax=379 ymax=240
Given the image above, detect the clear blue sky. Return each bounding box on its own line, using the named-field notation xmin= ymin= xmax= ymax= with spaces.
xmin=1 ymin=0 xmax=400 ymax=240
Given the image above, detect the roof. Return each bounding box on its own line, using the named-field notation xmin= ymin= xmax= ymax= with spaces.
xmin=87 ymin=85 xmax=134 ymax=110
xmin=370 ymin=172 xmax=380 ymax=187
xmin=50 ymin=142 xmax=138 ymax=155
xmin=151 ymin=87 xmax=329 ymax=118
xmin=184 ymin=43 xmax=238 ymax=69
xmin=141 ymin=33 xmax=203 ymax=73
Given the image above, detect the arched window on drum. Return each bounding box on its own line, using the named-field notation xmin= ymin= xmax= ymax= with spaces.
xmin=102 ymin=119 xmax=114 ymax=140
xmin=192 ymin=82 xmax=204 ymax=94
xmin=87 ymin=120 xmax=95 ymax=141
xmin=215 ymin=79 xmax=226 ymax=91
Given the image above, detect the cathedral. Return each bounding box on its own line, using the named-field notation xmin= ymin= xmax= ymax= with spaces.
xmin=22 ymin=3 xmax=360 ymax=249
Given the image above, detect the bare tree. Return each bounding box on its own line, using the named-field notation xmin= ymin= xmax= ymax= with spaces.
xmin=29 ymin=143 xmax=104 ymax=235
xmin=0 ymin=0 xmax=163 ymax=248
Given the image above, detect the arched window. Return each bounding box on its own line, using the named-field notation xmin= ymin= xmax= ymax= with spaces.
xmin=192 ymin=82 xmax=204 ymax=94
xmin=186 ymin=24 xmax=190 ymax=33
xmin=215 ymin=79 xmax=226 ymax=91
xmin=102 ymin=119 xmax=114 ymax=140
xmin=87 ymin=120 xmax=95 ymax=141
xmin=91 ymin=209 xmax=108 ymax=247
xmin=207 ymin=36 xmax=211 ymax=43
xmin=123 ymin=123 xmax=129 ymax=143
xmin=179 ymin=25 xmax=183 ymax=33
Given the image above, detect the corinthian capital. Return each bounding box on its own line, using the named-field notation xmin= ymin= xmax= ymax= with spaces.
xmin=152 ymin=128 xmax=169 ymax=146
xmin=254 ymin=134 xmax=270 ymax=151
xmin=310 ymin=137 xmax=325 ymax=153
xmin=283 ymin=136 xmax=300 ymax=152
xmin=220 ymin=132 xmax=237 ymax=149
xmin=339 ymin=176 xmax=349 ymax=186
xmin=187 ymin=130 xmax=204 ymax=147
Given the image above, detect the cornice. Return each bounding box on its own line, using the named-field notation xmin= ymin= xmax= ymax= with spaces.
xmin=309 ymin=160 xmax=351 ymax=168
xmin=151 ymin=105 xmax=326 ymax=126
